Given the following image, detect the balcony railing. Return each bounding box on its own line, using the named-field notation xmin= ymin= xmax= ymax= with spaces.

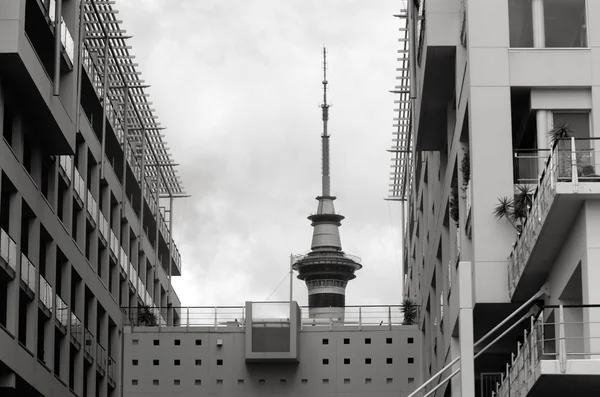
xmin=86 ymin=190 xmax=98 ymax=224
xmin=47 ymin=0 xmax=75 ymax=62
xmin=494 ymin=305 xmax=600 ymax=397
xmin=96 ymin=343 xmax=107 ymax=372
xmin=108 ymin=356 xmax=117 ymax=382
xmin=119 ymin=248 xmax=127 ymax=273
xmin=58 ymin=155 xmax=73 ymax=182
xmin=98 ymin=212 xmax=109 ymax=241
xmin=508 ymin=138 xmax=600 ymax=298
xmin=0 ymin=228 xmax=17 ymax=272
xmin=55 ymin=295 xmax=69 ymax=328
xmin=70 ymin=312 xmax=83 ymax=345
xmin=72 ymin=168 xmax=86 ymax=202
xmin=84 ymin=329 xmax=94 ymax=358
xmin=20 ymin=254 xmax=36 ymax=292
xmin=128 ymin=263 xmax=137 ymax=290
xmin=39 ymin=275 xmax=53 ymax=311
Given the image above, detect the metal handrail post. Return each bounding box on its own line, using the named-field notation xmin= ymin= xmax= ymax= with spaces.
xmin=558 ymin=304 xmax=567 ymax=373
xmin=571 ymin=137 xmax=578 ymax=192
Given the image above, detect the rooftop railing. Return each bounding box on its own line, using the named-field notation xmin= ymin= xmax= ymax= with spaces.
xmin=494 ymin=305 xmax=600 ymax=397
xmin=125 ymin=305 xmax=410 ymax=329
xmin=292 ymin=252 xmax=362 ymax=265
xmin=0 ymin=228 xmax=17 ymax=273
xmin=508 ymin=138 xmax=600 ymax=298
xmin=20 ymin=254 xmax=36 ymax=292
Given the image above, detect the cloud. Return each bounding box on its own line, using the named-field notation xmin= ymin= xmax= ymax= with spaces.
xmin=116 ymin=0 xmax=404 ymax=307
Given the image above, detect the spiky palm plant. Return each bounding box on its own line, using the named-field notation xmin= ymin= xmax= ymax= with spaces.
xmin=493 ymin=185 xmax=534 ymax=233
xmin=401 ymin=298 xmax=418 ymax=325
xmin=137 ymin=304 xmax=158 ymax=326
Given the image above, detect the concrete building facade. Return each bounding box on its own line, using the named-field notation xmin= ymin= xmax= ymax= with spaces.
xmin=123 ymin=302 xmax=421 ymax=397
xmin=390 ymin=0 xmax=600 ymax=396
xmin=0 ymin=1 xmax=185 ymax=396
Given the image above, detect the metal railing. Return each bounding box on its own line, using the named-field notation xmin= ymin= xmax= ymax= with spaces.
xmin=72 ymin=167 xmax=86 ymax=202
xmin=84 ymin=329 xmax=94 ymax=358
xmin=292 ymin=252 xmax=362 ymax=265
xmin=508 ymin=138 xmax=600 ymax=298
xmin=124 ymin=305 xmax=409 ymax=329
xmin=494 ymin=305 xmax=600 ymax=397
xmin=513 ymin=149 xmax=552 ymax=184
xmin=20 ymin=253 xmax=36 ymax=292
xmin=98 ymin=212 xmax=109 ymax=241
xmin=70 ymin=312 xmax=83 ymax=344
xmin=119 ymin=248 xmax=128 ymax=273
xmin=128 ymin=263 xmax=137 ymax=289
xmin=58 ymin=155 xmax=73 ymax=181
xmin=86 ymin=190 xmax=98 ymax=224
xmin=0 ymin=228 xmax=17 ymax=272
xmin=96 ymin=343 xmax=107 ymax=372
xmin=465 ymin=179 xmax=472 ymax=224
xmin=108 ymin=356 xmax=117 ymax=381
xmin=47 ymin=0 xmax=75 ymax=62
xmin=55 ymin=295 xmax=69 ymax=328
xmin=39 ymin=275 xmax=53 ymax=311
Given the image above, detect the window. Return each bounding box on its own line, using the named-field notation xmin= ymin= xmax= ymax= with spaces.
xmin=132 ymin=339 xmax=139 ymax=345
xmin=174 ymin=359 xmax=180 ymax=366
xmin=386 ymin=337 xmax=392 ymax=344
xmin=195 ymin=339 xmax=202 ymax=345
xmin=365 ymin=358 xmax=372 ymax=364
xmin=365 ymin=338 xmax=371 ymax=344
xmin=132 ymin=359 xmax=138 ymax=366
xmin=344 ymin=358 xmax=350 ymax=364
xmin=408 ymin=357 xmax=414 ymax=364
xmin=217 ymin=359 xmax=223 ymax=366
xmin=344 ymin=338 xmax=350 ymax=344
xmin=365 ymin=378 xmax=372 ymax=384
xmin=408 ymin=337 xmax=414 ymax=344
xmin=508 ymin=0 xmax=587 ymax=48
xmin=387 ymin=378 xmax=393 ymax=384
xmin=153 ymin=380 xmax=159 ymax=386
xmin=217 ymin=379 xmax=223 ymax=385
xmin=174 ymin=339 xmax=180 ymax=346
xmin=174 ymin=379 xmax=180 ymax=386
xmin=323 ymin=379 xmax=329 ymax=385
xmin=132 ymin=379 xmax=138 ymax=386
xmin=387 ymin=358 xmax=393 ymax=364
xmin=344 ymin=378 xmax=351 ymax=384
xmin=408 ymin=377 xmax=415 ymax=384
xmin=153 ymin=340 xmax=159 ymax=346
xmin=195 ymin=379 xmax=202 ymax=385
xmin=195 ymin=359 xmax=202 ymax=366
xmin=301 ymin=379 xmax=308 ymax=384
xmin=280 ymin=379 xmax=287 ymax=384
xmin=153 ymin=359 xmax=159 ymax=366
xmin=259 ymin=379 xmax=266 ymax=385
xmin=322 ymin=338 xmax=329 ymax=345
xmin=238 ymin=379 xmax=244 ymax=385
xmin=322 ymin=358 xmax=329 ymax=365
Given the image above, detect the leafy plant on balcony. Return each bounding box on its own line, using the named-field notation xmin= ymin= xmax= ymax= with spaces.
xmin=493 ymin=185 xmax=534 ymax=234
xmin=401 ymin=298 xmax=418 ymax=325
xmin=137 ymin=304 xmax=158 ymax=326
xmin=449 ymin=186 xmax=459 ymax=226
xmin=460 ymin=147 xmax=470 ymax=198
xmin=548 ymin=120 xmax=573 ymax=144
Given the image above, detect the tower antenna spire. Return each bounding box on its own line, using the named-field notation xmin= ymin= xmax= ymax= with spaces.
xmin=321 ymin=47 xmax=331 ymax=196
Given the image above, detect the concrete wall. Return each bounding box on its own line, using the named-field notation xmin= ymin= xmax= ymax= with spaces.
xmin=123 ymin=326 xmax=420 ymax=397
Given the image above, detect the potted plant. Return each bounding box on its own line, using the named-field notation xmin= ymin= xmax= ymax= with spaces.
xmin=137 ymin=304 xmax=158 ymax=326
xmin=493 ymin=185 xmax=534 ymax=235
xmin=401 ymin=298 xmax=418 ymax=325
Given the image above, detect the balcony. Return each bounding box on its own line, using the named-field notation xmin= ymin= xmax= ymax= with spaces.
xmin=86 ymin=190 xmax=98 ymax=226
xmin=20 ymin=253 xmax=36 ymax=294
xmin=70 ymin=312 xmax=82 ymax=347
xmin=0 ymin=228 xmax=17 ymax=277
xmin=494 ymin=305 xmax=600 ymax=397
xmin=55 ymin=295 xmax=68 ymax=330
xmin=39 ymin=274 xmax=53 ymax=312
xmin=508 ymin=138 xmax=600 ymax=301
xmin=96 ymin=343 xmax=107 ymax=375
xmin=83 ymin=329 xmax=94 ymax=362
xmin=72 ymin=167 xmax=85 ymax=206
xmin=58 ymin=156 xmax=73 ymax=182
xmin=108 ymin=356 xmax=117 ymax=386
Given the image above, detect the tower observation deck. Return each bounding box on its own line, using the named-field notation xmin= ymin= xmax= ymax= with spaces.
xmin=292 ymin=49 xmax=362 ymax=320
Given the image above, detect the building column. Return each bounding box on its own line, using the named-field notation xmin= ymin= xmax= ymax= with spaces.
xmin=44 ymin=241 xmax=57 ymax=372
xmin=86 ymin=295 xmax=97 ymax=397
xmin=582 ymin=202 xmax=600 ymax=357
xmin=458 ymin=260 xmax=475 ymax=397
xmin=6 ymin=192 xmax=22 ymax=337
xmin=532 ymin=0 xmax=545 ymax=48
xmin=536 ymin=110 xmax=550 ymax=177
xmin=26 ymin=216 xmax=40 ymax=353
xmin=73 ymin=273 xmax=84 ymax=396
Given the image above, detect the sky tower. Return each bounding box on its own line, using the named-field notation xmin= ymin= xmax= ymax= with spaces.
xmin=292 ymin=48 xmax=362 ymax=320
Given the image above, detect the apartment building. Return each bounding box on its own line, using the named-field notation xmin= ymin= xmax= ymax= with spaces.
xmin=390 ymin=0 xmax=600 ymax=396
xmin=123 ymin=302 xmax=420 ymax=397
xmin=0 ymin=1 xmax=185 ymax=396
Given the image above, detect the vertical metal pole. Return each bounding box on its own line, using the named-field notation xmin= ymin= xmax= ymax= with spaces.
xmin=289 ymin=254 xmax=293 ymax=303
xmin=571 ymin=137 xmax=579 ymax=192
xmin=388 ymin=306 xmax=392 ymax=329
xmin=167 ymin=195 xmax=174 ymax=325
xmin=53 ymin=0 xmax=63 ymax=96
xmin=100 ymin=35 xmax=110 ymax=179
xmin=558 ymin=305 xmax=567 ymax=373
xmin=407 ymin=0 xmax=416 ymax=100
xmin=358 ymin=306 xmax=362 ymax=330
xmin=75 ymin=0 xmax=86 ymax=131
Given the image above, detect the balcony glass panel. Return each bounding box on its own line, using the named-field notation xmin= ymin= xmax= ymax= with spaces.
xmin=70 ymin=312 xmax=83 ymax=344
xmin=0 ymin=228 xmax=17 ymax=272
xmin=544 ymin=0 xmax=587 ymax=47
xmin=84 ymin=329 xmax=94 ymax=357
xmin=508 ymin=0 xmax=534 ymax=47
xmin=55 ymin=295 xmax=69 ymax=327
xmin=39 ymin=275 xmax=53 ymax=311
xmin=20 ymin=254 xmax=36 ymax=292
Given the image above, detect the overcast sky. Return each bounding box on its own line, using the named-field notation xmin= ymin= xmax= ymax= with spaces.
xmin=117 ymin=0 xmax=406 ymax=307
